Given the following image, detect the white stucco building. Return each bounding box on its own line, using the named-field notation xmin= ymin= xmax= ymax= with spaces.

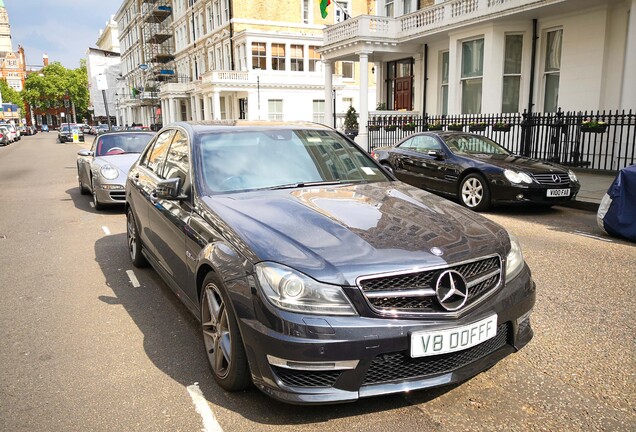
xmin=320 ymin=0 xmax=636 ymax=146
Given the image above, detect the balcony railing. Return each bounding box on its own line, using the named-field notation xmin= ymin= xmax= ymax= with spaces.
xmin=324 ymin=0 xmax=561 ymax=47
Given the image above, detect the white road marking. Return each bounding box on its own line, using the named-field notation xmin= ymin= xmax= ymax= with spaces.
xmin=572 ymin=230 xmax=613 ymax=242
xmin=89 ymin=201 xmax=95 ymax=208
xmin=126 ymin=270 xmax=140 ymax=288
xmin=187 ymin=383 xmax=223 ymax=432
xmin=102 ymin=226 xmax=111 ymax=236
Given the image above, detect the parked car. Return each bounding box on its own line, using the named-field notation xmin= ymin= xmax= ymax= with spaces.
xmin=3 ymin=123 xmax=19 ymax=141
xmin=81 ymin=124 xmax=91 ymax=134
xmin=95 ymin=124 xmax=110 ymax=135
xmin=41 ymin=124 xmax=49 ymax=132
xmin=372 ymin=131 xmax=581 ymax=211
xmin=125 ymin=121 xmax=536 ymax=404
xmin=58 ymin=124 xmax=85 ymax=143
xmin=77 ymin=131 xmax=155 ymax=209
xmin=0 ymin=126 xmax=10 ymax=145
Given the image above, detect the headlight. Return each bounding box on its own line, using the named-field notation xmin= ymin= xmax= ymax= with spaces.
xmin=568 ymin=169 xmax=578 ymax=182
xmin=255 ymin=263 xmax=357 ymax=316
xmin=504 ymin=169 xmax=533 ymax=184
xmin=505 ymin=235 xmax=525 ymax=281
xmin=100 ymin=164 xmax=119 ymax=180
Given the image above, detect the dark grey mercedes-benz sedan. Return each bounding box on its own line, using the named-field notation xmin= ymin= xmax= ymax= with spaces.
xmin=125 ymin=121 xmax=535 ymax=404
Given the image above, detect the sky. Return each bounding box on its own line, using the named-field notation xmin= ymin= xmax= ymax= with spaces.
xmin=5 ymin=0 xmax=120 ymax=70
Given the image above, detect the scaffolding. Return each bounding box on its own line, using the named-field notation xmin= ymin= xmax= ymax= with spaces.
xmin=141 ymin=0 xmax=176 ymax=84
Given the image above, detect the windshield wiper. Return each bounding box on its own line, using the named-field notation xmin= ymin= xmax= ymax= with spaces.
xmin=264 ymin=180 xmax=346 ymax=190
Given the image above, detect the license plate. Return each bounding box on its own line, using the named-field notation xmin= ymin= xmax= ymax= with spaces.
xmin=547 ymin=188 xmax=571 ymax=197
xmin=410 ymin=314 xmax=498 ymax=358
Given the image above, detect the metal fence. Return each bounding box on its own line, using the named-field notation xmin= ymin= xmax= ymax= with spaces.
xmin=367 ymin=109 xmax=636 ymax=172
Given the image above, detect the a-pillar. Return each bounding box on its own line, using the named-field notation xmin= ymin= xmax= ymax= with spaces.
xmin=355 ymin=52 xmax=370 ymax=151
xmin=323 ymin=60 xmax=333 ymax=128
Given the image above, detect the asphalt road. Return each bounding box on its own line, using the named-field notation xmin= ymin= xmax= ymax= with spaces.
xmin=0 ymin=132 xmax=634 ymax=432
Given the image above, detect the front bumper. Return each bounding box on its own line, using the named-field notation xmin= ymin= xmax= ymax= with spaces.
xmin=491 ymin=182 xmax=581 ymax=205
xmin=237 ymin=264 xmax=536 ymax=404
xmin=94 ymin=183 xmax=126 ymax=204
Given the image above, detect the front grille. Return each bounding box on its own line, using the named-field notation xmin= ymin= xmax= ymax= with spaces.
xmin=532 ymin=173 xmax=570 ymax=186
xmin=358 ymin=256 xmax=501 ymax=315
xmin=362 ymin=323 xmax=510 ymax=385
xmin=272 ymin=367 xmax=341 ymax=388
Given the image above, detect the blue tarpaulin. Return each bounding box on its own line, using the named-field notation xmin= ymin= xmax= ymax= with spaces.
xmin=598 ymin=164 xmax=636 ymax=242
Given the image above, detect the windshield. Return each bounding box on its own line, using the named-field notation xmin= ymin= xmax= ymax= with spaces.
xmin=197 ymin=129 xmax=390 ymax=194
xmin=445 ymin=134 xmax=511 ymax=156
xmin=96 ymin=133 xmax=154 ymax=156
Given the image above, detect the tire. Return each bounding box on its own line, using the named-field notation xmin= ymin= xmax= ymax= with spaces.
xmin=459 ymin=173 xmax=491 ymax=211
xmin=126 ymin=208 xmax=148 ymax=268
xmin=92 ymin=188 xmax=104 ymax=210
xmin=91 ymin=177 xmax=104 ymax=210
xmin=78 ymin=170 xmax=88 ymax=195
xmin=200 ymin=273 xmax=251 ymax=391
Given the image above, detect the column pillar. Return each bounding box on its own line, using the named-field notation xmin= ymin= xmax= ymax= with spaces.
xmin=324 ymin=60 xmax=333 ymax=128
xmin=203 ymin=93 xmax=211 ymax=120
xmin=212 ymin=91 xmax=221 ymax=120
xmin=621 ymin=0 xmax=636 ymax=109
xmin=356 ymin=52 xmax=370 ymax=151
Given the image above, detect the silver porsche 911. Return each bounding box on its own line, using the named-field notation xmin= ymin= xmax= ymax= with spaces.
xmin=77 ymin=131 xmax=155 ymax=210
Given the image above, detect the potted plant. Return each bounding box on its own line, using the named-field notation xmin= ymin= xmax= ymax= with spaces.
xmin=343 ymin=106 xmax=359 ymax=139
xmin=447 ymin=123 xmax=464 ymax=131
xmin=384 ymin=124 xmax=397 ymax=131
xmin=368 ymin=124 xmax=381 ymax=131
xmin=427 ymin=121 xmax=443 ymax=131
xmin=493 ymin=122 xmax=512 ymax=132
xmin=580 ymin=119 xmax=608 ymax=133
xmin=469 ymin=121 xmax=488 ymax=132
xmin=401 ymin=121 xmax=417 ymax=132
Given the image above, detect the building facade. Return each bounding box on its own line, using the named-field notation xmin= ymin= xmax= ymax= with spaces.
xmin=114 ymin=0 xmax=375 ymax=128
xmin=320 ymin=0 xmax=636 ymax=145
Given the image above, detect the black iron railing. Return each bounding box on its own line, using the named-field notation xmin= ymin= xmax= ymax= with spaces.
xmin=367 ymin=109 xmax=635 ymax=172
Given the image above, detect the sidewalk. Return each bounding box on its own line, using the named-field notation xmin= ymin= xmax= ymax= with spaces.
xmin=559 ymin=170 xmax=616 ymax=212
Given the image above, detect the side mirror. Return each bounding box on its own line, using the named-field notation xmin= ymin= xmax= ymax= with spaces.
xmin=427 ymin=150 xmax=444 ymax=160
xmin=155 ymin=178 xmax=188 ymax=201
xmin=77 ymin=150 xmax=93 ymax=157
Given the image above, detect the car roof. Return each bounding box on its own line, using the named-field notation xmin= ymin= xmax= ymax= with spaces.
xmin=97 ymin=130 xmax=155 ymax=134
xmin=163 ymin=120 xmax=334 ymax=135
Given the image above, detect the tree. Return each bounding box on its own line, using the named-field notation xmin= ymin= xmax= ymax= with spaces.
xmin=22 ymin=61 xmax=89 ymax=121
xmin=0 ymin=79 xmax=24 ymax=112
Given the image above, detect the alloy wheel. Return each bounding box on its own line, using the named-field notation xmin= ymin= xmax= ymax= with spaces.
xmin=127 ymin=212 xmax=138 ymax=261
xmin=201 ymin=283 xmax=232 ymax=379
xmin=461 ymin=177 xmax=484 ymax=208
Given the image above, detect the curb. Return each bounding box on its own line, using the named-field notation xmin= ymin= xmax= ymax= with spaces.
xmin=557 ymin=199 xmax=600 ymax=212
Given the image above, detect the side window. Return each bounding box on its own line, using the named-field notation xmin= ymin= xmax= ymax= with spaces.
xmin=141 ymin=130 xmax=175 ymax=176
xmin=399 ymin=137 xmax=417 ymax=150
xmin=419 ymin=136 xmax=443 ymax=153
xmin=162 ymin=130 xmax=191 ymax=194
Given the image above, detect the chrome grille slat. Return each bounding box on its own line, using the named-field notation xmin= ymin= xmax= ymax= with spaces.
xmin=357 ymin=256 xmax=502 ymax=316
xmin=532 ymin=173 xmax=570 ymax=186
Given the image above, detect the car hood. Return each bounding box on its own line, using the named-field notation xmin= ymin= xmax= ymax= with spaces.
xmin=95 ymin=154 xmax=140 ymax=176
xmin=469 ymin=153 xmax=570 ymax=174
xmin=200 ymin=182 xmax=509 ymax=285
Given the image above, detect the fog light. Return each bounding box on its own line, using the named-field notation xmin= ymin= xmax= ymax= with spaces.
xmin=516 ymin=194 xmax=524 ymax=200
xmin=102 ymin=184 xmax=124 ymax=190
xmin=517 ymin=310 xmax=532 ymax=325
xmin=267 ymin=355 xmax=359 ymax=371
